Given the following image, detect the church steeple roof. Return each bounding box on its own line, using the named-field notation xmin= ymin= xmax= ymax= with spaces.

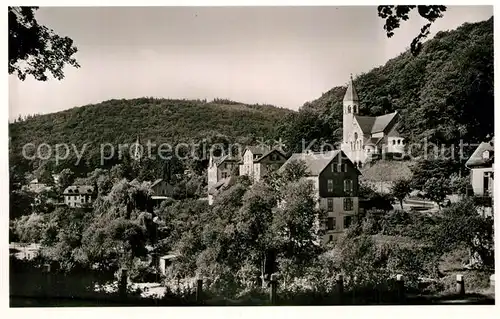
xmin=343 ymin=74 xmax=359 ymax=102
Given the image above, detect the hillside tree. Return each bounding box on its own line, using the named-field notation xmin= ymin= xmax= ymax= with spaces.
xmin=390 ymin=178 xmax=412 ymax=210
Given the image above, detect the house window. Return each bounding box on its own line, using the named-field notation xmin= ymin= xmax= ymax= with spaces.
xmin=482 ymin=151 xmax=490 ymax=160
xmin=327 ymin=180 xmax=334 ymax=192
xmin=337 ymin=164 xmax=342 ymax=172
xmin=483 ymin=172 xmax=490 ymax=193
xmin=327 ymin=198 xmax=334 ymax=211
xmin=332 ymin=163 xmax=337 ymax=172
xmin=343 ymin=197 xmax=353 ymax=211
xmin=344 ymin=179 xmax=353 ymax=193
xmin=327 ymin=217 xmax=335 ymax=230
xmin=329 ymin=235 xmax=333 ymax=242
xmin=344 ymin=216 xmax=352 ymax=229
xmin=343 ymin=164 xmax=347 ymax=172
xmin=392 ymin=140 xmax=396 ymax=145
xmin=397 ymin=140 xmax=401 ymax=145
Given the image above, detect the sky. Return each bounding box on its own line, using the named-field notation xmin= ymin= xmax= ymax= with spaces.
xmin=8 ymin=5 xmax=493 ymax=120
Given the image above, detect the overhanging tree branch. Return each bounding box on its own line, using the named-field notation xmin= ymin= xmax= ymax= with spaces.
xmin=378 ymin=5 xmax=447 ymax=56
xmin=8 ymin=6 xmax=80 ymax=81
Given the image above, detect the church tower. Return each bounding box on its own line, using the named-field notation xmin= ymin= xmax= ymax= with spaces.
xmin=342 ymin=75 xmax=359 ymax=156
xmin=132 ymin=135 xmax=142 ymax=162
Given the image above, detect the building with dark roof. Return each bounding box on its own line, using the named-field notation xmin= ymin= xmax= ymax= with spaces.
xmin=279 ymin=150 xmax=361 ymax=244
xmin=207 ymin=153 xmax=240 ymax=205
xmin=63 ymin=185 xmax=95 ymax=207
xmin=239 ymin=145 xmax=288 ymax=182
xmin=341 ymin=75 xmax=405 ymax=165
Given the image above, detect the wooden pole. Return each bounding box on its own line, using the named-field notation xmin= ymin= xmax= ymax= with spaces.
xmin=269 ymin=273 xmax=277 ymax=305
xmin=196 ymin=279 xmax=203 ymax=304
xmin=456 ymin=274 xmax=465 ymax=296
xmin=335 ymin=274 xmax=344 ymax=304
xmin=119 ymin=268 xmax=128 ymax=299
xmin=43 ymin=263 xmax=51 ymax=299
xmin=396 ymin=274 xmax=405 ymax=304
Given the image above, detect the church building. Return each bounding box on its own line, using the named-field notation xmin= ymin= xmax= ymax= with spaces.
xmin=341 ymin=75 xmax=405 ymax=166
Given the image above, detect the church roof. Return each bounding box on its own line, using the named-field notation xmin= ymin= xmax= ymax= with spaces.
xmin=364 ymin=137 xmax=384 ymax=146
xmin=371 ymin=112 xmax=398 ymax=133
xmin=343 ymin=75 xmax=359 ymax=102
xmin=354 ymin=112 xmax=399 ymax=134
xmin=354 ymin=116 xmax=376 ymax=133
xmin=387 ymin=122 xmax=403 ymax=137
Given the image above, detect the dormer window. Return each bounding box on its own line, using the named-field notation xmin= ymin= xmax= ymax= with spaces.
xmin=482 ymin=151 xmax=490 ymax=160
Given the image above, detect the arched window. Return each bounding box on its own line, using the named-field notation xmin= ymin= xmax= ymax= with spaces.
xmin=397 ymin=139 xmax=401 ymax=145
xmin=348 ymin=106 xmax=351 ymax=114
xmin=354 ymin=132 xmax=358 ymax=140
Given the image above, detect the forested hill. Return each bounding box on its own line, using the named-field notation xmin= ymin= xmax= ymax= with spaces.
xmin=280 ymin=17 xmax=494 ymax=152
xmin=9 ymin=98 xmax=293 ymax=173
xmin=10 ymin=98 xmax=291 ymax=146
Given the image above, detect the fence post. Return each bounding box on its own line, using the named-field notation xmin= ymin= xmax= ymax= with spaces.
xmin=43 ymin=263 xmax=51 ymax=299
xmin=456 ymin=274 xmax=465 ymax=296
xmin=196 ymin=279 xmax=203 ymax=304
xmin=396 ymin=274 xmax=405 ymax=304
xmin=269 ymin=273 xmax=277 ymax=305
xmin=119 ymin=268 xmax=128 ymax=299
xmin=335 ymin=274 xmax=344 ymax=304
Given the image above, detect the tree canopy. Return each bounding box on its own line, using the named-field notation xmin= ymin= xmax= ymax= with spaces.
xmin=9 ymin=6 xmax=80 ymax=81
